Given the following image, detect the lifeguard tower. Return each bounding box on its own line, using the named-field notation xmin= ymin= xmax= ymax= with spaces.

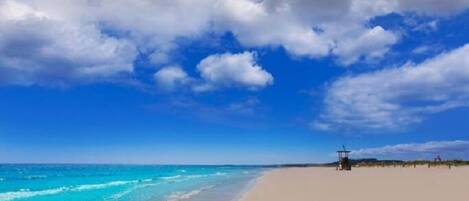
xmin=337 ymin=145 xmax=351 ymax=171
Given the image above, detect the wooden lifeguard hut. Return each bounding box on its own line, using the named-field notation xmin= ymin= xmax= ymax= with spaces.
xmin=337 ymin=145 xmax=352 ymax=171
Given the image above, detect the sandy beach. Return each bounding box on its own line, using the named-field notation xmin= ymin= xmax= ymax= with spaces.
xmin=239 ymin=167 xmax=469 ymax=201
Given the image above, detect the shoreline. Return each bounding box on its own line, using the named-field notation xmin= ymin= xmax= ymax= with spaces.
xmin=184 ymin=168 xmax=266 ymax=201
xmin=238 ymin=166 xmax=469 ymax=201
xmin=229 ymin=171 xmax=263 ymax=201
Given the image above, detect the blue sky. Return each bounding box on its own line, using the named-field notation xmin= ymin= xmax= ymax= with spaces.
xmin=1 ymin=0 xmax=469 ymax=164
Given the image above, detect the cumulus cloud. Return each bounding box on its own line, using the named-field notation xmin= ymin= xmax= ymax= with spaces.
xmin=351 ymin=140 xmax=469 ymax=159
xmin=1 ymin=0 xmax=469 ymax=86
xmin=395 ymin=0 xmax=469 ymax=15
xmin=0 ymin=0 xmax=137 ymax=86
xmin=154 ymin=52 xmax=273 ymax=92
xmin=213 ymin=0 xmax=333 ymax=58
xmin=333 ymin=26 xmax=399 ymax=65
xmin=213 ymin=0 xmax=401 ymax=62
xmin=316 ymin=43 xmax=469 ymax=131
xmin=194 ymin=52 xmax=273 ymax=91
xmin=154 ymin=66 xmax=190 ymax=91
xmin=0 ymin=0 xmax=212 ymax=86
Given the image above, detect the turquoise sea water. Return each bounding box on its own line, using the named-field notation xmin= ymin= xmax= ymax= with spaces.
xmin=0 ymin=165 xmax=264 ymax=201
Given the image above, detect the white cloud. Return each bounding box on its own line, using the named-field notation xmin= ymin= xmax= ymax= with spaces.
xmin=195 ymin=52 xmax=273 ymax=91
xmin=0 ymin=0 xmax=212 ymax=86
xmin=1 ymin=0 xmax=469 ymax=86
xmin=213 ymin=0 xmax=400 ymax=62
xmin=154 ymin=52 xmax=273 ymax=92
xmin=333 ymin=26 xmax=399 ymax=65
xmin=351 ymin=140 xmax=469 ymax=159
xmin=154 ymin=66 xmax=190 ymax=91
xmin=395 ymin=0 xmax=469 ymax=15
xmin=208 ymin=0 xmax=469 ymax=64
xmin=90 ymin=0 xmax=215 ymax=54
xmin=213 ymin=0 xmax=333 ymax=58
xmin=316 ymin=43 xmax=469 ymax=131
xmin=0 ymin=0 xmax=137 ymax=86
xmin=149 ymin=51 xmax=171 ymax=65
xmin=413 ymin=20 xmax=439 ymax=32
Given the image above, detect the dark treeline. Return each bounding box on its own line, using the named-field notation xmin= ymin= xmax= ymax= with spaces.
xmin=250 ymin=159 xmax=469 ymax=168
xmin=319 ymin=158 xmax=469 ymax=168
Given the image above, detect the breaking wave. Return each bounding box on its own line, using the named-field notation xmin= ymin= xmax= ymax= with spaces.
xmin=165 ymin=185 xmax=214 ymax=201
xmin=107 ymin=182 xmax=161 ymax=201
xmin=161 ymin=172 xmax=227 ymax=182
xmin=0 ymin=188 xmax=67 ymax=201
xmin=0 ymin=180 xmax=143 ymax=201
xmin=73 ymin=180 xmax=138 ymax=191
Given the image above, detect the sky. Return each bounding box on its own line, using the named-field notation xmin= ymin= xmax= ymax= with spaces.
xmin=1 ymin=0 xmax=469 ymax=164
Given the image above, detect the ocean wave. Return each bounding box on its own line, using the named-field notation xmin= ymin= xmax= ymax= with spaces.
xmin=161 ymin=175 xmax=183 ymax=180
xmin=73 ymin=180 xmax=138 ymax=191
xmin=0 ymin=180 xmax=143 ymax=201
xmin=213 ymin=172 xmax=227 ymax=176
xmin=162 ymin=172 xmax=227 ymax=182
xmin=165 ymin=185 xmax=214 ymax=201
xmin=185 ymin=173 xmax=225 ymax=178
xmin=108 ymin=188 xmax=135 ymax=201
xmin=185 ymin=175 xmax=206 ymax=179
xmin=140 ymin=178 xmax=153 ymax=183
xmin=108 ymin=182 xmax=161 ymax=201
xmin=0 ymin=187 xmax=67 ymax=201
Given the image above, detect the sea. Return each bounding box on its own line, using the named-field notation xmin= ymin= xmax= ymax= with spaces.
xmin=0 ymin=164 xmax=265 ymax=201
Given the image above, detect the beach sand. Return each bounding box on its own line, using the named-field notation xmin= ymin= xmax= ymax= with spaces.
xmin=239 ymin=167 xmax=469 ymax=201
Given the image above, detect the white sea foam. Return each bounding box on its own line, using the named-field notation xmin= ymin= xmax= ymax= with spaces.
xmin=108 ymin=182 xmax=161 ymax=201
xmin=213 ymin=172 xmax=227 ymax=176
xmin=108 ymin=189 xmax=134 ymax=201
xmin=0 ymin=187 xmax=67 ymax=201
xmin=161 ymin=175 xmax=183 ymax=180
xmin=185 ymin=174 xmax=206 ymax=179
xmin=165 ymin=185 xmax=214 ymax=201
xmin=73 ymin=180 xmax=138 ymax=191
xmin=0 ymin=180 xmax=141 ymax=201
xmin=162 ymin=172 xmax=227 ymax=183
